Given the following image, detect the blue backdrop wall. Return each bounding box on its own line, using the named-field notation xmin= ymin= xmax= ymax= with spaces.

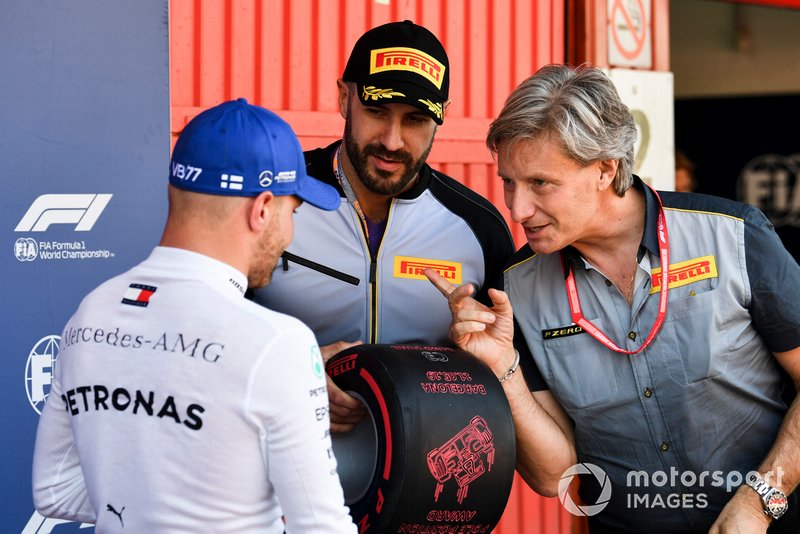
xmin=1 ymin=1 xmax=169 ymax=531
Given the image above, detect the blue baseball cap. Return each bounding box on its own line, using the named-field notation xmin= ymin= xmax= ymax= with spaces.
xmin=170 ymin=98 xmax=340 ymax=210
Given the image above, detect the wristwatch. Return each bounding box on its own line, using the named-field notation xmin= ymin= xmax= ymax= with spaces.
xmin=745 ymin=472 xmax=789 ymax=520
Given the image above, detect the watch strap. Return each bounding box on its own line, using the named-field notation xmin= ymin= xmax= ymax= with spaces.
xmin=745 ymin=472 xmax=789 ymax=519
xmin=753 ymin=479 xmax=772 ymax=498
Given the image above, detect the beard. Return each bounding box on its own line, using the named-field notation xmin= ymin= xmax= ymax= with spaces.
xmin=248 ymin=238 xmax=278 ymax=289
xmin=248 ymin=216 xmax=287 ymax=289
xmin=343 ymin=110 xmax=434 ymax=196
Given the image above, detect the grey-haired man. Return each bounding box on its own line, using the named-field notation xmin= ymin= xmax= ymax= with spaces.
xmin=428 ymin=64 xmax=800 ymax=534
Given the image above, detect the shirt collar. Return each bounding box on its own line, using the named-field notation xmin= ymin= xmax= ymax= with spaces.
xmin=146 ymin=246 xmax=248 ymax=298
xmin=638 ymin=175 xmax=661 ymax=259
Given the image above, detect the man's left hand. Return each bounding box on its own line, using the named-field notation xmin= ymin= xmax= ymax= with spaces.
xmin=320 ymin=340 xmax=367 ymax=433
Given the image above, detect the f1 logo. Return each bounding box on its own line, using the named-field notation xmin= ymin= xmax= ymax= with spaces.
xmin=22 ymin=510 xmax=92 ymax=533
xmin=15 ymin=194 xmax=113 ymax=232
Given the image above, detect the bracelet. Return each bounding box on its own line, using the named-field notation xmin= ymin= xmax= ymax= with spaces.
xmin=499 ymin=350 xmax=520 ymax=383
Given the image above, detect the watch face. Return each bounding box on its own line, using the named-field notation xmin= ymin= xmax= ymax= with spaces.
xmin=766 ymin=490 xmax=788 ymax=519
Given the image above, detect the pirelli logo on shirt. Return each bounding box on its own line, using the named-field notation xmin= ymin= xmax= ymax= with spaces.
xmin=370 ymin=47 xmax=446 ymax=89
xmin=650 ymin=255 xmax=718 ymax=294
xmin=394 ymin=256 xmax=462 ymax=284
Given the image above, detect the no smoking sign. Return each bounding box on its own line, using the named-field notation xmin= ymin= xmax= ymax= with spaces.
xmin=608 ymin=0 xmax=652 ymax=68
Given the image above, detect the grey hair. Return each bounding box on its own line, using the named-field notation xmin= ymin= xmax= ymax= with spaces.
xmin=486 ymin=64 xmax=638 ymax=196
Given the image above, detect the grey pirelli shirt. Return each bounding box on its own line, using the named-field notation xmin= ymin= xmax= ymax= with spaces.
xmin=253 ymin=141 xmax=515 ymax=347
xmin=505 ymin=177 xmax=800 ymax=532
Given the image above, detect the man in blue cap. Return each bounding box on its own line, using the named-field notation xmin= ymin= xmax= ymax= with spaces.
xmin=32 ymin=99 xmax=357 ymax=533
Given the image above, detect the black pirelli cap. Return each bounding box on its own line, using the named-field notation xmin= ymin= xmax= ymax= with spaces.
xmin=342 ymin=20 xmax=450 ymax=124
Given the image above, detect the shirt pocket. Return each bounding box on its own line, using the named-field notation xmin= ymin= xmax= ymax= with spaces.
xmin=661 ymin=285 xmax=721 ymax=384
xmin=537 ymin=318 xmax=620 ymax=410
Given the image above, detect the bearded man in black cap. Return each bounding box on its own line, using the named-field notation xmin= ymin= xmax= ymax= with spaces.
xmin=252 ymin=20 xmax=515 ymax=431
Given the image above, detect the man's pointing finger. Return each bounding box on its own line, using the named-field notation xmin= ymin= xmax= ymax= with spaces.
xmin=424 ymin=268 xmax=454 ymax=296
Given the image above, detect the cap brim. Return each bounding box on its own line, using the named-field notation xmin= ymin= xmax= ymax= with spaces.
xmin=356 ymin=80 xmax=445 ymax=124
xmin=295 ymin=175 xmax=342 ymax=211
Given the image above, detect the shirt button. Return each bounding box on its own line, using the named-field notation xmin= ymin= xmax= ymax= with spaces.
xmin=628 ymin=331 xmax=637 ymax=340
xmin=605 ymin=279 xmax=613 ymax=287
xmin=644 ymin=388 xmax=653 ymax=398
xmin=660 ymin=442 xmax=669 ymax=452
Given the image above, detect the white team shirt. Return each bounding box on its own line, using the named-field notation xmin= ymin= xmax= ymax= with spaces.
xmin=32 ymin=246 xmax=356 ymax=533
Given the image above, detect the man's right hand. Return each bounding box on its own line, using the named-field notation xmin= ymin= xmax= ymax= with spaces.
xmin=321 ymin=340 xmax=368 ymax=432
xmin=424 ymin=268 xmax=516 ymax=379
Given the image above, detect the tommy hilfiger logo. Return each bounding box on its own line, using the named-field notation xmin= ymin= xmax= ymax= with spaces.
xmin=542 ymin=325 xmax=586 ymax=340
xmin=122 ymin=284 xmax=157 ymax=307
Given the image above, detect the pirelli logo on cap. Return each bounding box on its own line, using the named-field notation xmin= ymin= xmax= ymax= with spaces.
xmin=542 ymin=325 xmax=585 ymax=340
xmin=650 ymin=255 xmax=718 ymax=294
xmin=394 ymin=255 xmax=461 ymax=284
xmin=370 ymin=47 xmax=446 ymax=89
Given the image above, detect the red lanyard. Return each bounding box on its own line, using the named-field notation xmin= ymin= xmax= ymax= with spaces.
xmin=563 ymin=186 xmax=670 ymax=355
